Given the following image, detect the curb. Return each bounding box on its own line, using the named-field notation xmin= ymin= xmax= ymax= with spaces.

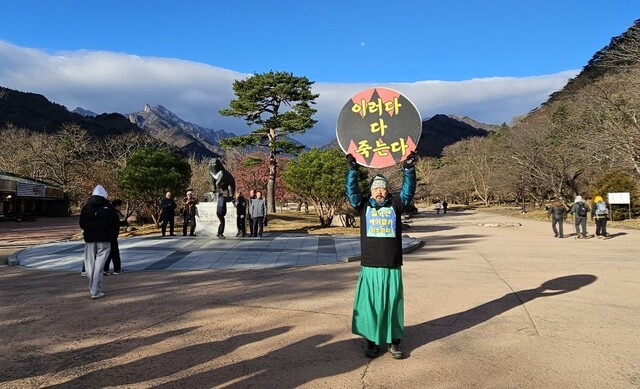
xmin=344 ymin=235 xmax=424 ymax=263
xmin=8 ymin=250 xmax=21 ymax=266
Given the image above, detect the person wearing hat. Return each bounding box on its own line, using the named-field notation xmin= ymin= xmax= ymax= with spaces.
xmin=568 ymin=195 xmax=590 ymax=239
xmin=591 ymin=195 xmax=609 ymax=239
xmin=345 ymin=151 xmax=417 ymax=359
xmin=182 ymin=189 xmax=199 ymax=236
xmin=79 ymin=185 xmax=119 ymax=299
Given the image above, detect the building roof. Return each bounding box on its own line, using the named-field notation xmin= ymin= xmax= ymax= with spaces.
xmin=0 ymin=171 xmax=54 ymax=186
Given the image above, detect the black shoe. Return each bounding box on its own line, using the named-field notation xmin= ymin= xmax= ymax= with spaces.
xmin=389 ymin=342 xmax=405 ymax=359
xmin=364 ymin=340 xmax=380 ymax=358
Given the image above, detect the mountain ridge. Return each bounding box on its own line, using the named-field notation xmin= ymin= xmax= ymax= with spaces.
xmin=128 ymin=104 xmax=237 ymax=157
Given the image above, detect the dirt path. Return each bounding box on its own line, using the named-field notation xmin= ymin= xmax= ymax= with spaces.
xmin=0 ymin=217 xmax=80 ymax=263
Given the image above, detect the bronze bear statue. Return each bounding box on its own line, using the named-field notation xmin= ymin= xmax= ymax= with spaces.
xmin=209 ymin=158 xmax=235 ymax=199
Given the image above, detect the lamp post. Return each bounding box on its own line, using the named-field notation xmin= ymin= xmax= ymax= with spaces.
xmin=521 ymin=175 xmax=527 ymax=213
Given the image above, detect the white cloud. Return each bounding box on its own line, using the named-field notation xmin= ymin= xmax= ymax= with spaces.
xmin=0 ymin=40 xmax=577 ymax=147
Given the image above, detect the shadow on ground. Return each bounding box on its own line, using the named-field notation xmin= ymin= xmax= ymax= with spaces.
xmin=20 ymin=274 xmax=596 ymax=388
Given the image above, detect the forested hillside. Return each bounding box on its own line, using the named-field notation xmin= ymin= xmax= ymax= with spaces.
xmin=416 ymin=20 xmax=640 ymax=217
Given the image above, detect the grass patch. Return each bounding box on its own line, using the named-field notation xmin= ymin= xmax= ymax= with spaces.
xmin=267 ymin=210 xmax=359 ymax=235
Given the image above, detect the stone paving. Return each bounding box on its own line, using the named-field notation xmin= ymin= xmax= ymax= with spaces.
xmin=10 ymin=233 xmax=422 ymax=271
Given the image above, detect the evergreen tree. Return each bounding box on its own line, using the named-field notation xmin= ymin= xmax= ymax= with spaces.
xmin=283 ymin=148 xmax=368 ymax=227
xmin=119 ymin=148 xmax=191 ymax=226
xmin=219 ymin=71 xmax=319 ymax=213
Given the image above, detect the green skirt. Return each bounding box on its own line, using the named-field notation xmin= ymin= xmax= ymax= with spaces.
xmin=352 ymin=266 xmax=404 ymax=345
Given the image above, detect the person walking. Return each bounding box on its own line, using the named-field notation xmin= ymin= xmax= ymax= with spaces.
xmin=234 ymin=191 xmax=248 ymax=237
xmin=591 ymin=195 xmax=609 ymax=239
xmin=547 ymin=197 xmax=567 ymax=238
xmin=442 ymin=200 xmax=448 ymax=214
xmin=250 ymin=190 xmax=267 ymax=238
xmin=216 ymin=189 xmax=228 ymax=239
xmin=182 ymin=190 xmax=198 ymax=236
xmin=345 ymin=151 xmax=417 ymax=359
xmin=103 ymin=199 xmax=128 ymax=275
xmin=160 ymin=191 xmax=177 ymax=236
xmin=435 ymin=200 xmax=443 ymax=214
xmin=247 ymin=189 xmax=256 ymax=237
xmin=79 ymin=185 xmax=119 ymax=299
xmin=569 ymin=195 xmax=590 ymax=239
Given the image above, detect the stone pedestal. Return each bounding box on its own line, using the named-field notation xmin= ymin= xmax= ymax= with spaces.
xmin=194 ymin=202 xmax=239 ymax=237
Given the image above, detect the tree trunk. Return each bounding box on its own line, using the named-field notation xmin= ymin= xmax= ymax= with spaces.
xmin=267 ymin=150 xmax=277 ymax=213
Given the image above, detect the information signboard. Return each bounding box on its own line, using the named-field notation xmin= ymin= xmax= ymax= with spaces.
xmin=608 ymin=192 xmax=631 ymax=204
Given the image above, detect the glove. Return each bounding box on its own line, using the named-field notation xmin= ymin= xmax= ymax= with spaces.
xmin=346 ymin=153 xmax=359 ymax=170
xmin=403 ymin=151 xmax=417 ymax=169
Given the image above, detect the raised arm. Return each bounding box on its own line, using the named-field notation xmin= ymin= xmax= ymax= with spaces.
xmin=399 ymin=151 xmax=417 ymax=208
xmin=345 ymin=154 xmax=363 ymax=210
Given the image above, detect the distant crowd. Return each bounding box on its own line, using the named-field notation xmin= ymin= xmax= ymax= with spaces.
xmin=159 ymin=188 xmax=267 ymax=239
xmin=546 ymin=195 xmax=611 ymax=240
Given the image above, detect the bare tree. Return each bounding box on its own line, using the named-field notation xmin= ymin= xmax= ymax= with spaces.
xmin=442 ymin=137 xmax=502 ymax=205
xmin=576 ymin=72 xmax=640 ymax=178
xmin=187 ymin=156 xmax=212 ymax=200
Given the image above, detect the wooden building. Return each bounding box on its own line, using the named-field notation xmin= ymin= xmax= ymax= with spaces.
xmin=0 ymin=172 xmax=68 ymax=221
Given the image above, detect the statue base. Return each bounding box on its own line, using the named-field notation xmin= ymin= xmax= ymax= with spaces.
xmin=194 ymin=201 xmax=240 ymax=237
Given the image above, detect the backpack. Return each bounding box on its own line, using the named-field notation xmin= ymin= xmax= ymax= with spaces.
xmin=577 ymin=203 xmax=588 ymax=217
xmin=595 ymin=202 xmax=608 ymax=216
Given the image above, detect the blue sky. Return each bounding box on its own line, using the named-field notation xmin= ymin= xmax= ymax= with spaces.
xmin=1 ymin=1 xmax=639 ymax=145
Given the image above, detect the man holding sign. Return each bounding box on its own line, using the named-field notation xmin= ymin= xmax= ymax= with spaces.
xmin=339 ymin=87 xmax=421 ymax=359
xmin=345 ymin=151 xmax=416 ymax=359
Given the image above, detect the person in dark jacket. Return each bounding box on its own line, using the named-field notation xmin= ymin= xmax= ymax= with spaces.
xmin=103 ymin=199 xmax=128 ymax=275
xmin=234 ymin=191 xmax=248 ymax=237
xmin=160 ymin=191 xmax=177 ymax=236
xmin=216 ymin=189 xmax=228 ymax=239
xmin=569 ymin=195 xmax=590 ymax=239
xmin=442 ymin=200 xmax=448 ymax=214
xmin=345 ymin=151 xmax=416 ymax=359
xmin=182 ymin=190 xmax=198 ymax=236
xmin=247 ymin=189 xmax=256 ymax=237
xmin=79 ymin=185 xmax=119 ymax=299
xmin=547 ymin=198 xmax=567 ymax=238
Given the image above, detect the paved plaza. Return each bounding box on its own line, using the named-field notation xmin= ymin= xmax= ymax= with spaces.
xmin=1 ymin=210 xmax=639 ymax=388
xmin=11 ymin=234 xmax=361 ymax=271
